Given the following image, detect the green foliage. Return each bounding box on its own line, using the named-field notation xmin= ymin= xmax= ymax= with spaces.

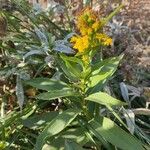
xmin=85 ymin=91 xmax=126 ymax=106
xmin=35 ymin=108 xmax=81 ymax=150
xmin=22 ymin=111 xmax=59 ymax=129
xmin=65 ymin=140 xmax=85 ymax=150
xmin=87 ymin=55 xmax=123 ymax=94
xmin=89 ymin=118 xmax=144 ymax=150
xmin=0 ymin=1 xmax=148 ymax=150
xmin=25 ymin=78 xmax=71 ymax=91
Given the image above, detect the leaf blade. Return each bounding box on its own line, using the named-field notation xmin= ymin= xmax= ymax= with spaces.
xmin=36 ymin=88 xmax=77 ymax=100
xmin=16 ymin=75 xmax=24 ymax=111
xmin=65 ymin=140 xmax=84 ymax=150
xmin=35 ymin=108 xmax=81 ymax=150
xmin=89 ymin=117 xmax=144 ymax=150
xmin=25 ymin=78 xmax=69 ymax=91
xmin=22 ymin=111 xmax=59 ymax=129
xmin=87 ymin=55 xmax=123 ymax=94
xmin=85 ymin=92 xmax=126 ymax=106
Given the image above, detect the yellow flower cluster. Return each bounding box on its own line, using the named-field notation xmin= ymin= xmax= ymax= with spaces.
xmin=70 ymin=7 xmax=112 ymax=64
xmin=96 ymin=33 xmax=112 ymax=46
xmin=70 ymin=35 xmax=89 ymax=53
xmin=76 ymin=7 xmax=101 ymax=36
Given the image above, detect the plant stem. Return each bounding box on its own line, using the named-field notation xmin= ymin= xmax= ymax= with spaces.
xmin=102 ymin=4 xmax=124 ymax=26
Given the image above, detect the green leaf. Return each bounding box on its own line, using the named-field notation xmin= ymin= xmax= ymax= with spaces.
xmin=106 ymin=105 xmax=127 ymax=128
xmin=65 ymin=61 xmax=81 ymax=78
xmin=92 ymin=55 xmax=122 ymax=73
xmin=65 ymin=140 xmax=84 ymax=150
xmin=44 ymin=127 xmax=88 ymax=150
xmin=36 ymin=88 xmax=77 ymax=100
xmin=85 ymin=118 xmax=112 ymax=150
xmin=58 ymin=54 xmax=84 ymax=81
xmin=89 ymin=117 xmax=144 ymax=150
xmin=58 ymin=58 xmax=79 ymax=81
xmin=62 ymin=128 xmax=87 ymax=145
xmin=0 ymin=103 xmax=37 ymax=131
xmin=90 ymin=56 xmax=122 ymax=86
xmin=87 ymin=55 xmax=123 ymax=94
xmin=60 ymin=54 xmax=83 ymax=67
xmin=35 ymin=108 xmax=81 ymax=150
xmin=25 ymin=78 xmax=71 ymax=91
xmin=85 ymin=92 xmax=126 ymax=106
xmin=22 ymin=111 xmax=59 ymax=129
xmin=87 ymin=128 xmax=112 ymax=150
xmin=60 ymin=55 xmax=82 ymax=78
xmin=0 ymin=141 xmax=6 ymax=149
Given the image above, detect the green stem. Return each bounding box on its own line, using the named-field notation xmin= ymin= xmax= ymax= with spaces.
xmin=80 ymin=73 xmax=93 ymax=119
xmin=100 ymin=47 xmax=103 ymax=61
xmin=102 ymin=4 xmax=124 ymax=26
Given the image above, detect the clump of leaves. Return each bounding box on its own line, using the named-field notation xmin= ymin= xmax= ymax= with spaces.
xmin=0 ymin=1 xmax=149 ymax=150
xmin=24 ymin=5 xmax=146 ymax=150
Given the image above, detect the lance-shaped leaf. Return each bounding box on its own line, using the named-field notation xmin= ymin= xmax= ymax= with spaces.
xmin=120 ymin=82 xmax=130 ymax=104
xmin=35 ymin=27 xmax=48 ymax=46
xmin=22 ymin=111 xmax=59 ymax=129
xmin=25 ymin=78 xmax=69 ymax=91
xmin=35 ymin=108 xmax=81 ymax=150
xmin=87 ymin=55 xmax=123 ymax=94
xmin=23 ymin=50 xmax=44 ymax=61
xmin=85 ymin=92 xmax=126 ymax=106
xmin=57 ymin=58 xmax=79 ymax=82
xmin=89 ymin=117 xmax=144 ymax=150
xmin=16 ymin=75 xmax=24 ymax=111
xmin=65 ymin=140 xmax=85 ymax=150
xmin=53 ymin=41 xmax=75 ymax=54
xmin=60 ymin=54 xmax=82 ymax=79
xmin=44 ymin=128 xmax=88 ymax=150
xmin=36 ymin=88 xmax=77 ymax=100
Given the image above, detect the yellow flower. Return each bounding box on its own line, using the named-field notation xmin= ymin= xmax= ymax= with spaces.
xmin=70 ymin=7 xmax=112 ymax=59
xmin=82 ymin=55 xmax=89 ymax=64
xmin=70 ymin=36 xmax=78 ymax=43
xmin=87 ymin=28 xmax=93 ymax=35
xmin=96 ymin=33 xmax=112 ymax=46
xmin=70 ymin=35 xmax=89 ymax=53
xmin=103 ymin=38 xmax=112 ymax=46
xmin=92 ymin=21 xmax=101 ymax=32
xmin=76 ymin=7 xmax=100 ymax=36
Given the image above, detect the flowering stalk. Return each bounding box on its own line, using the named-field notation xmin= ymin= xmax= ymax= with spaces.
xmin=70 ymin=7 xmax=112 ymax=66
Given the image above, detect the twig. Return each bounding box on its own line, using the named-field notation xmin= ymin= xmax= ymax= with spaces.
xmin=132 ymin=108 xmax=150 ymax=116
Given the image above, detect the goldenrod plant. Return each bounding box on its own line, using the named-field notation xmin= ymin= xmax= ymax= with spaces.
xmin=25 ymin=6 xmax=145 ymax=150
xmin=0 ymin=1 xmax=149 ymax=150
